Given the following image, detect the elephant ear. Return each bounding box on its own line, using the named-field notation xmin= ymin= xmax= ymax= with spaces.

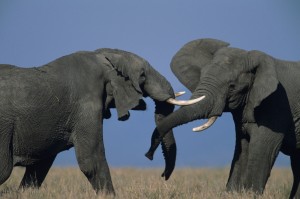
xmin=171 ymin=38 xmax=230 ymax=92
xmin=97 ymin=49 xmax=145 ymax=121
xmin=245 ymin=50 xmax=279 ymax=121
xmin=96 ymin=48 xmax=145 ymax=94
xmin=109 ymin=73 xmax=144 ymax=121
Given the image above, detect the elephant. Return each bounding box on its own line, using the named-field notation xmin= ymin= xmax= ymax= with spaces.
xmin=145 ymin=38 xmax=300 ymax=198
xmin=0 ymin=48 xmax=200 ymax=194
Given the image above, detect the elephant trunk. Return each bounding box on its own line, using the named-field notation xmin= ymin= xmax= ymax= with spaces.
xmin=145 ymin=100 xmax=176 ymax=180
xmin=146 ymin=97 xmax=213 ymax=180
xmin=159 ymin=98 xmax=212 ymax=137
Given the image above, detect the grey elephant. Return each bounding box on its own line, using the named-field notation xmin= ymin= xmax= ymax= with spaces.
xmin=0 ymin=48 xmax=199 ymax=194
xmin=146 ymin=38 xmax=300 ymax=198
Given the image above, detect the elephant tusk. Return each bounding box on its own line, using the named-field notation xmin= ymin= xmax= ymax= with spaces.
xmin=166 ymin=95 xmax=205 ymax=106
xmin=192 ymin=116 xmax=218 ymax=132
xmin=174 ymin=91 xmax=186 ymax=97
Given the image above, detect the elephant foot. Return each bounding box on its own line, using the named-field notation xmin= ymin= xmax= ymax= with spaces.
xmin=161 ymin=168 xmax=172 ymax=181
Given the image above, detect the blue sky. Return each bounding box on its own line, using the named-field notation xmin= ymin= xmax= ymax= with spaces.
xmin=1 ymin=1 xmax=299 ymax=168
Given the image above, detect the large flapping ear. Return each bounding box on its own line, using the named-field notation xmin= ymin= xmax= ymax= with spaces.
xmin=106 ymin=69 xmax=143 ymax=121
xmin=171 ymin=38 xmax=230 ymax=92
xmin=96 ymin=48 xmax=145 ymax=94
xmin=97 ymin=49 xmax=145 ymax=121
xmin=245 ymin=50 xmax=279 ymax=120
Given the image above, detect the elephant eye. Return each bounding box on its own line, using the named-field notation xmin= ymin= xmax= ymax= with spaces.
xmin=139 ymin=71 xmax=146 ymax=84
xmin=228 ymin=83 xmax=235 ymax=92
xmin=139 ymin=76 xmax=146 ymax=83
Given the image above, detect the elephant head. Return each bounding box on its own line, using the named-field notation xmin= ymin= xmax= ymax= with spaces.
xmin=146 ymin=38 xmax=279 ymax=179
xmin=96 ymin=48 xmax=201 ymax=178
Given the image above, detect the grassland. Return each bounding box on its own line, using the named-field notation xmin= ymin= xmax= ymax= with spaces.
xmin=0 ymin=167 xmax=292 ymax=199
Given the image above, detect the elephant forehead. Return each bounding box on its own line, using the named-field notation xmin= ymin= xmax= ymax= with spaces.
xmin=200 ymin=64 xmax=240 ymax=84
xmin=213 ymin=55 xmax=232 ymax=65
xmin=215 ymin=47 xmax=245 ymax=59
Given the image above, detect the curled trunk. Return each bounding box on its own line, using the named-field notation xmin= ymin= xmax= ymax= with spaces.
xmin=145 ymin=101 xmax=176 ymax=180
xmin=146 ymin=99 xmax=212 ymax=179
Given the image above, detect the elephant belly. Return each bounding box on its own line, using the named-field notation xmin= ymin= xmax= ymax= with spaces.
xmin=0 ymin=69 xmax=75 ymax=158
xmin=12 ymin=112 xmax=74 ymax=156
xmin=10 ymin=99 xmax=75 ymax=164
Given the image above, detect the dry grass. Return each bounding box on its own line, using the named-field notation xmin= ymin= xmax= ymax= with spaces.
xmin=0 ymin=167 xmax=292 ymax=199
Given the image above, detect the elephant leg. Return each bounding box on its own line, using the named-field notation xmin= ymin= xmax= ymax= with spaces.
xmin=0 ymin=125 xmax=13 ymax=185
xmin=73 ymin=116 xmax=115 ymax=195
xmin=19 ymin=155 xmax=56 ymax=189
xmin=226 ymin=134 xmax=250 ymax=192
xmin=290 ymin=151 xmax=300 ymax=199
xmin=243 ymin=124 xmax=284 ymax=194
xmin=227 ymin=115 xmax=250 ymax=192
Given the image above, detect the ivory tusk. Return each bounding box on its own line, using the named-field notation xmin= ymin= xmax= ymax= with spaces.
xmin=192 ymin=116 xmax=218 ymax=132
xmin=174 ymin=91 xmax=186 ymax=97
xmin=167 ymin=96 xmax=205 ymax=106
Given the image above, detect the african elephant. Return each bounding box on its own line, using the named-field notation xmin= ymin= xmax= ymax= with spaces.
xmin=0 ymin=49 xmax=198 ymax=194
xmin=146 ymin=38 xmax=300 ymax=198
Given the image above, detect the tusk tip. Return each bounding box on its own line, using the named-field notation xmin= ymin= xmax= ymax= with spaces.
xmin=174 ymin=91 xmax=186 ymax=97
xmin=192 ymin=127 xmax=204 ymax=132
xmin=192 ymin=116 xmax=218 ymax=132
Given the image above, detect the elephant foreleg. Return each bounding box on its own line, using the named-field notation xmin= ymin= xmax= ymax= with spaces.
xmin=243 ymin=124 xmax=284 ymax=194
xmin=290 ymin=151 xmax=300 ymax=199
xmin=226 ymin=134 xmax=250 ymax=192
xmin=73 ymin=115 xmax=115 ymax=195
xmin=19 ymin=155 xmax=56 ymax=189
xmin=227 ymin=115 xmax=250 ymax=192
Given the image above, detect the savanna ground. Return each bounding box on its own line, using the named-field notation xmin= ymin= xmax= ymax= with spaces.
xmin=0 ymin=167 xmax=292 ymax=199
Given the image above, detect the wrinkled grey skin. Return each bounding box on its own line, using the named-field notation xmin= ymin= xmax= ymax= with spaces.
xmin=146 ymin=38 xmax=300 ymax=198
xmin=0 ymin=49 xmax=176 ymax=195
